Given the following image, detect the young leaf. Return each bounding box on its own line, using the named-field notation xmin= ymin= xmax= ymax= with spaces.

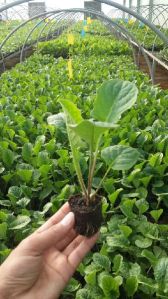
xmin=112 ymin=254 xmax=123 ymax=273
xmin=59 ymin=99 xmax=82 ymax=124
xmin=120 ymin=199 xmax=136 ymax=218
xmin=93 ymin=79 xmax=138 ymax=123
xmin=150 ymin=209 xmax=163 ymax=222
xmin=22 ymin=143 xmax=33 ymax=162
xmin=101 ymin=145 xmax=139 ymax=170
xmin=85 ymin=270 xmax=97 ymax=286
xmin=47 ymin=112 xmax=65 ymax=128
xmin=135 ymin=236 xmax=152 ymax=249
xmin=0 ymin=223 xmax=7 ymax=240
xmin=154 ymin=257 xmax=168 ymax=293
xmin=98 ymin=272 xmax=122 ymax=296
xmin=2 ymin=149 xmax=15 ymax=167
xmin=141 ymin=249 xmax=157 ymax=266
xmin=59 ymin=99 xmax=87 ymax=196
xmin=135 ymin=199 xmax=149 ymax=214
xmin=70 ymin=120 xmax=118 ymax=149
xmin=125 ymin=276 xmax=138 ymax=297
xmin=10 ymin=215 xmax=31 ymax=230
xmin=93 ymin=253 xmax=111 ymax=272
xmin=119 ymin=225 xmax=132 ymax=238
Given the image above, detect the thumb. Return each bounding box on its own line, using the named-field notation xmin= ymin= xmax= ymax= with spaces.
xmin=21 ymin=212 xmax=75 ymax=254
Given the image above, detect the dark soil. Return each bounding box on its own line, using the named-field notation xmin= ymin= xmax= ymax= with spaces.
xmin=68 ymin=195 xmax=102 ymax=237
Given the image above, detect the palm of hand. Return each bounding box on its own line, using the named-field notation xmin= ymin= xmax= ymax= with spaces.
xmin=0 ymin=204 xmax=98 ymax=299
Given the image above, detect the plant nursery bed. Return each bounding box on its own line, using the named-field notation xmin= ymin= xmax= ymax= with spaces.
xmin=0 ymin=27 xmax=66 ymax=74
xmin=0 ymin=46 xmax=34 ymax=73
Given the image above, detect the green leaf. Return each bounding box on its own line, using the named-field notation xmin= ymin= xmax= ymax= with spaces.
xmin=119 ymin=225 xmax=132 ymax=238
xmin=113 ymin=254 xmax=123 ymax=273
xmin=76 ymin=288 xmax=92 ymax=299
xmin=141 ymin=249 xmax=157 ymax=265
xmin=22 ymin=143 xmax=33 ymax=162
xmin=149 ymin=153 xmax=163 ymax=167
xmin=8 ymin=186 xmax=22 ymax=200
xmin=39 ymin=185 xmax=53 ymax=200
xmin=0 ymin=211 xmax=8 ymax=222
xmin=108 ymin=188 xmax=123 ymax=206
xmin=0 ymin=223 xmax=7 ymax=240
xmin=47 ymin=112 xmax=65 ymax=128
xmin=125 ymin=276 xmax=138 ymax=297
xmin=70 ymin=120 xmax=117 ymax=149
xmin=0 ymin=200 xmax=11 ymax=207
xmin=64 ymin=277 xmax=80 ymax=293
xmin=93 ymin=253 xmax=111 ymax=271
xmin=37 ymin=151 xmax=50 ymax=166
xmin=58 ymin=99 xmax=86 ymax=195
xmin=153 ymin=185 xmax=168 ymax=196
xmin=135 ymin=236 xmax=152 ymax=248
xmin=154 ymin=257 xmax=168 ymax=293
xmin=10 ymin=215 xmax=31 ymax=230
xmin=16 ymin=197 xmax=30 ymax=208
xmin=120 ymin=199 xmax=136 ymax=218
xmin=150 ymin=209 xmax=163 ymax=222
xmin=93 ymin=79 xmax=138 ymax=123
xmin=59 ymin=99 xmax=83 ymax=124
xmin=98 ymin=272 xmax=122 ymax=296
xmin=39 ymin=164 xmax=51 ymax=177
xmin=135 ymin=199 xmax=149 ymax=214
xmin=42 ymin=202 xmax=52 ymax=215
xmin=17 ymin=169 xmax=33 ymax=183
xmin=2 ymin=149 xmax=15 ymax=167
xmin=101 ymin=145 xmax=139 ymax=170
xmin=85 ymin=270 xmax=97 ymax=286
xmin=107 ymin=235 xmax=129 ymax=248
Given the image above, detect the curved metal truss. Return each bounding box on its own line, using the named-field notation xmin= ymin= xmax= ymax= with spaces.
xmin=0 ymin=0 xmax=168 ymax=85
xmin=107 ymin=4 xmax=168 ymax=51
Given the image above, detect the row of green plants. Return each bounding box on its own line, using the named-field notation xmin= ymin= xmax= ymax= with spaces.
xmin=0 ymin=19 xmax=66 ymax=57
xmin=1 ymin=18 xmax=167 ymax=64
xmin=74 ymin=20 xmax=168 ymax=52
xmin=38 ymin=33 xmax=131 ymax=58
xmin=0 ymin=29 xmax=168 ymax=298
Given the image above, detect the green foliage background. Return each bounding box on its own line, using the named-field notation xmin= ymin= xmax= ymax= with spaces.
xmin=0 ymin=24 xmax=168 ymax=298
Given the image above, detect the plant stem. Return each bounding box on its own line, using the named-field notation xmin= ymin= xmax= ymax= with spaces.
xmin=87 ymin=143 xmax=94 ymax=205
xmin=88 ymin=138 xmax=101 ymax=200
xmin=71 ymin=146 xmax=88 ymax=199
xmin=67 ymin=127 xmax=88 ymax=199
xmin=156 ymin=196 xmax=162 ymax=209
xmin=91 ymin=164 xmax=112 ymax=200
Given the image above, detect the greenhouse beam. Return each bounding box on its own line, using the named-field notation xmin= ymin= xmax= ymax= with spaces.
xmin=95 ymin=0 xmax=168 ymax=46
xmin=0 ymin=0 xmax=33 ymax=13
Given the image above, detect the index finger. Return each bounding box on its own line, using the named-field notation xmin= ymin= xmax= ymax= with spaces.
xmin=36 ymin=202 xmax=70 ymax=233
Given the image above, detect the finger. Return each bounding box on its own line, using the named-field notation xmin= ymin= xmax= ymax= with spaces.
xmin=68 ymin=233 xmax=99 ymax=269
xmin=22 ymin=212 xmax=75 ymax=254
xmin=63 ymin=235 xmax=85 ymax=256
xmin=56 ymin=229 xmax=77 ymax=251
xmin=36 ymin=202 xmax=70 ymax=233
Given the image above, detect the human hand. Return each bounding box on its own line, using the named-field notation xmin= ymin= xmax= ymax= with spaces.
xmin=0 ymin=203 xmax=99 ymax=299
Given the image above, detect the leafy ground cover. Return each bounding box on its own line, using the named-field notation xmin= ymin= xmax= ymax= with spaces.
xmin=0 ymin=28 xmax=168 ymax=298
xmin=161 ymin=47 xmax=168 ymax=62
xmin=38 ymin=33 xmax=131 ymax=58
xmin=0 ymin=20 xmax=65 ymax=57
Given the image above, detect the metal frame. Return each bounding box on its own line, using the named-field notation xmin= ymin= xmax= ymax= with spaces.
xmin=0 ymin=0 xmax=31 ymax=13
xmin=0 ymin=1 xmax=167 ymax=84
xmin=95 ymin=0 xmax=168 ymax=45
xmin=4 ymin=8 xmax=152 ymax=81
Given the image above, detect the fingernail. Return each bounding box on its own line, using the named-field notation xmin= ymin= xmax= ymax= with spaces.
xmin=60 ymin=212 xmax=74 ymax=227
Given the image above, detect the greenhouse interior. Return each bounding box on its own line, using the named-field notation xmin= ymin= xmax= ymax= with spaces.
xmin=0 ymin=0 xmax=168 ymax=298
